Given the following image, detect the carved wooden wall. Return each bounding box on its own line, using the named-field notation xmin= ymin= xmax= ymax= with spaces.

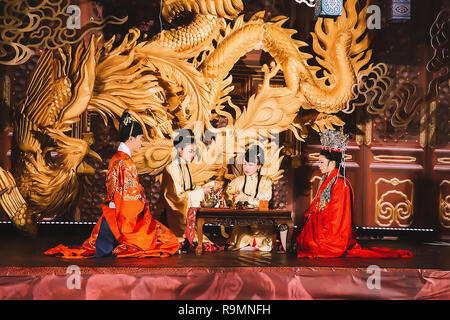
xmin=0 ymin=1 xmax=448 ymax=239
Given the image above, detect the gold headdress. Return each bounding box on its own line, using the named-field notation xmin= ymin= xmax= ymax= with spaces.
xmin=319 ymin=128 xmax=349 ymax=153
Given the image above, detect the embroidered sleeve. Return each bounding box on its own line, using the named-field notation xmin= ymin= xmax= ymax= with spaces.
xmin=106 ymin=159 xmax=121 ymax=202
xmin=122 ymin=160 xmax=144 ymax=202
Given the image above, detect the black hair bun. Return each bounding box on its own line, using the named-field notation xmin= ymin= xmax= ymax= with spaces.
xmin=319 ymin=149 xmax=343 ymax=164
xmin=118 ymin=109 xmax=143 ymax=142
xmin=173 ymin=129 xmax=196 ymax=150
xmin=245 ymin=144 xmax=265 ymax=165
xmin=119 ymin=110 xmax=131 ymax=130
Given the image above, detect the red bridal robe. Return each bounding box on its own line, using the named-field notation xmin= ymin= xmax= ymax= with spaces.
xmin=44 ymin=150 xmax=179 ymax=258
xmin=297 ymin=169 xmax=413 ymax=259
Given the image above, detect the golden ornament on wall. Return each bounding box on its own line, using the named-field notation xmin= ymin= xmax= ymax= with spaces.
xmin=0 ymin=0 xmax=127 ymax=65
xmin=375 ymin=178 xmax=414 ymax=228
xmin=439 ymin=180 xmax=450 ymax=229
xmin=373 ymin=155 xmax=416 ymax=164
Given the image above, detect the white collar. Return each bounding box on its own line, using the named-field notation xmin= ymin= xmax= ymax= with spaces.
xmin=246 ymin=172 xmax=259 ymax=181
xmin=118 ymin=142 xmax=132 ymax=158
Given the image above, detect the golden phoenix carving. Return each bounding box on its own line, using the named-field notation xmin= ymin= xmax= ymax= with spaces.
xmin=0 ymin=0 xmax=375 ymax=232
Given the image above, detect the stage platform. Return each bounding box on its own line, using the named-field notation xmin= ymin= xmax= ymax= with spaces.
xmin=0 ymin=224 xmax=449 ymax=300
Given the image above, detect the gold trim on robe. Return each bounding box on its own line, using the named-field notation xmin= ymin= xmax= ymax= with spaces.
xmin=226 ymin=173 xmax=274 ymax=251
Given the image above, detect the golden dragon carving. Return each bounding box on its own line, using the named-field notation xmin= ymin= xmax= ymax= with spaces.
xmin=0 ymin=0 xmax=374 ymax=233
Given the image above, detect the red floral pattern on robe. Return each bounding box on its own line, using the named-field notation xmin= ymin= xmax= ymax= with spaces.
xmin=45 ymin=151 xmax=179 ymax=258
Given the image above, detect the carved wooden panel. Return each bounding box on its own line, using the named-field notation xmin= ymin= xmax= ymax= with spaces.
xmin=364 ymin=145 xmax=425 ymax=228
xmin=373 ymin=177 xmax=415 ymax=228
xmin=429 ymin=77 xmax=450 ymax=234
xmin=67 ymin=113 xmax=117 ymax=221
xmin=439 ymin=180 xmax=450 ymax=229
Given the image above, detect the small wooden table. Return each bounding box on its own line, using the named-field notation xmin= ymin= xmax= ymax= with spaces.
xmin=195 ymin=208 xmax=294 ymax=255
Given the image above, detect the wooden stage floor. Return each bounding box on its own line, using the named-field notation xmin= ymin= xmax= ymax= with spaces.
xmin=0 ymin=224 xmax=449 ymax=299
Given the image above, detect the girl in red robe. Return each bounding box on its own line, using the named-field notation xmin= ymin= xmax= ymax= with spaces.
xmin=296 ymin=130 xmax=413 ymax=259
xmin=45 ymin=110 xmax=179 ymax=258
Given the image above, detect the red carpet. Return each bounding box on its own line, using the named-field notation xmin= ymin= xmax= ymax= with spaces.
xmin=1 ymin=265 xmax=449 ymax=299
xmin=0 ymin=225 xmax=449 ymax=300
